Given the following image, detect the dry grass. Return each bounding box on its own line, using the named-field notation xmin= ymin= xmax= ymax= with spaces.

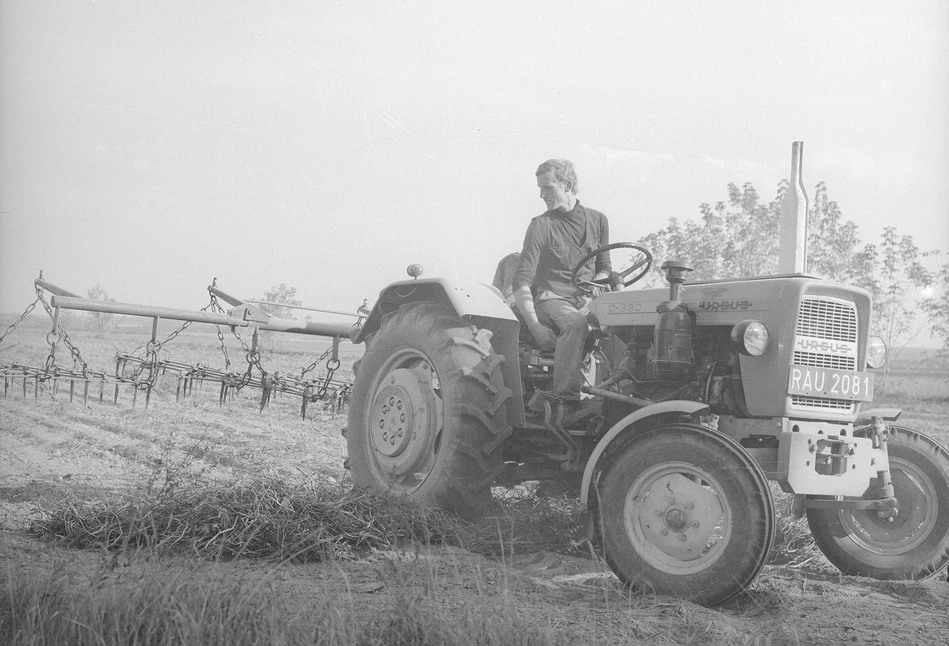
xmin=31 ymin=479 xmax=462 ymax=563
xmin=767 ymin=486 xmax=830 ymax=571
xmin=1 ymin=563 xmax=568 ymax=646
xmin=29 ymin=474 xmax=825 ymax=575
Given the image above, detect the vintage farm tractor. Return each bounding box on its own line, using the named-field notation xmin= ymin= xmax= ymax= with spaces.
xmin=343 ymin=243 xmax=949 ymax=606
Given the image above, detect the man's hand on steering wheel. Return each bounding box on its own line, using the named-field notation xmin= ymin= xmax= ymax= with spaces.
xmin=571 ymin=243 xmax=653 ymax=291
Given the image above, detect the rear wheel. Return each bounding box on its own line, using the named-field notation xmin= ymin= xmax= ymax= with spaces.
xmin=806 ymin=426 xmax=949 ymax=579
xmin=347 ymin=302 xmax=512 ymax=516
xmin=596 ymin=423 xmax=775 ymax=606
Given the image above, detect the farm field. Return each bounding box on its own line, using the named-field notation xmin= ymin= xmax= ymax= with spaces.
xmin=1 ymin=311 xmax=948 ymax=645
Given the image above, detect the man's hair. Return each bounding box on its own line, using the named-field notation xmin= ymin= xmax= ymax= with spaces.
xmin=535 ymin=159 xmax=579 ymax=194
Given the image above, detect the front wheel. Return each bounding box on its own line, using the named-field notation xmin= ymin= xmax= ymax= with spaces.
xmin=806 ymin=426 xmax=949 ymax=579
xmin=595 ymin=423 xmax=775 ymax=606
xmin=347 ymin=302 xmax=512 ymax=517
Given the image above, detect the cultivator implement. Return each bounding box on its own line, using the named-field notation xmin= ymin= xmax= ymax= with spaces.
xmin=0 ymin=273 xmax=362 ymax=418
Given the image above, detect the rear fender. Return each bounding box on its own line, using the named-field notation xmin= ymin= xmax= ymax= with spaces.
xmin=353 ymin=278 xmax=524 ymax=426
xmin=579 ymin=400 xmax=711 ymax=512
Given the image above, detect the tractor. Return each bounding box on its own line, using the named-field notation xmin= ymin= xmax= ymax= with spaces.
xmin=343 ymin=243 xmax=949 ymax=605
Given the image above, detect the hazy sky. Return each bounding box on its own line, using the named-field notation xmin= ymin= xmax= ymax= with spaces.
xmin=2 ymin=1 xmax=947 ymax=322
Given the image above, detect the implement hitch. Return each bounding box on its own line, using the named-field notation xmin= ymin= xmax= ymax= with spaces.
xmin=801 ymin=416 xmax=899 ymax=519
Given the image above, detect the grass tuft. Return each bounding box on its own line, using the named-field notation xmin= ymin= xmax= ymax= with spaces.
xmin=31 ymin=479 xmax=462 ymax=563
xmin=32 ymin=478 xmax=835 ymax=573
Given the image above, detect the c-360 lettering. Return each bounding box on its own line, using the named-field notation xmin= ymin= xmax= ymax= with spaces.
xmin=608 ymin=302 xmax=644 ymax=314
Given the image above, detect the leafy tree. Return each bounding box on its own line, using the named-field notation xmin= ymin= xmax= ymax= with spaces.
xmin=636 ymin=182 xmax=781 ymax=285
xmin=254 ymin=283 xmax=303 ymax=351
xmin=86 ymin=283 xmax=117 ymax=337
xmin=863 ymin=228 xmax=935 ymax=386
xmin=805 ymin=182 xmax=876 ymax=289
xmin=257 ymin=284 xmax=302 ymax=319
xmin=636 ymin=180 xmax=873 ymax=285
xmin=921 ymin=263 xmax=949 ymax=356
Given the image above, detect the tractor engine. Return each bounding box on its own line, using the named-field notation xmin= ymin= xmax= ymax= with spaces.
xmin=593 ymin=260 xmax=876 ymax=423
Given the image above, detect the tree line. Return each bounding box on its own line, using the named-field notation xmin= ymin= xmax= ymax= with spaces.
xmin=635 ymin=180 xmax=947 ymax=369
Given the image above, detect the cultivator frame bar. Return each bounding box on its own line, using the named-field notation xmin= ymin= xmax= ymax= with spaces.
xmin=0 ymin=274 xmax=363 ymax=417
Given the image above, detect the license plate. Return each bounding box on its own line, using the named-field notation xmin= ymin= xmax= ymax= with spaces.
xmin=787 ymin=365 xmax=874 ymax=402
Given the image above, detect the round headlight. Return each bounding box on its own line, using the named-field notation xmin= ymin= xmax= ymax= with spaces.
xmin=866 ymin=335 xmax=887 ymax=369
xmin=731 ymin=320 xmax=770 ymax=356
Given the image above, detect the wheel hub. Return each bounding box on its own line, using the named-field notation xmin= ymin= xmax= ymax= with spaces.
xmin=633 ymin=473 xmax=724 ymax=561
xmin=843 ymin=461 xmax=935 ymax=554
xmin=368 ymin=367 xmax=439 ymax=477
xmin=371 ymin=385 xmax=414 ymax=457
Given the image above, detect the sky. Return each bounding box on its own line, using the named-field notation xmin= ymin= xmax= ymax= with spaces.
xmin=1 ymin=1 xmax=947 ymax=333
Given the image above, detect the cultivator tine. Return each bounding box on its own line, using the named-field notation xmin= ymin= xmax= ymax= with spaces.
xmin=114 ymin=383 xmax=120 ymax=405
xmin=99 ymin=380 xmax=104 ymax=404
xmin=69 ymin=379 xmax=75 ymax=402
xmin=176 ymin=376 xmax=182 ymax=403
xmin=34 ymin=377 xmax=39 ymax=402
xmin=83 ymin=381 xmax=89 ymax=406
xmin=145 ymin=384 xmax=152 ymax=409
xmin=259 ymin=377 xmax=270 ymax=412
xmin=23 ymin=375 xmax=27 ymax=399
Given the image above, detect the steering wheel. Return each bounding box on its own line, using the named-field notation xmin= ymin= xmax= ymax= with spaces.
xmin=571 ymin=242 xmax=653 ymax=290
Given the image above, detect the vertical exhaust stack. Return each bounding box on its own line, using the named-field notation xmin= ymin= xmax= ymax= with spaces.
xmin=779 ymin=141 xmax=809 ymax=273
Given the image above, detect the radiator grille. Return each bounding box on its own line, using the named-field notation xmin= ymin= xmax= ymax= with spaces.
xmin=789 ymin=395 xmax=854 ymax=410
xmin=790 ymin=296 xmax=859 ymax=413
xmin=796 ymin=298 xmax=858 ymax=342
xmin=791 ymin=351 xmax=855 ymax=371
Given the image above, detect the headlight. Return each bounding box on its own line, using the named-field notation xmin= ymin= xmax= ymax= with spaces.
xmin=866 ymin=335 xmax=887 ymax=369
xmin=731 ymin=320 xmax=770 ymax=356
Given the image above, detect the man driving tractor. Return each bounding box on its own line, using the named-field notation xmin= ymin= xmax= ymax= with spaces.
xmin=512 ymin=159 xmax=616 ymax=412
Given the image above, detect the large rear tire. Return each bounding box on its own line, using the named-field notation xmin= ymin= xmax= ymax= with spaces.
xmin=806 ymin=426 xmax=949 ymax=579
xmin=596 ymin=423 xmax=775 ymax=606
xmin=347 ymin=302 xmax=512 ymax=516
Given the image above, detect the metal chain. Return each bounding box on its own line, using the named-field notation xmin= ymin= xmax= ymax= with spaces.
xmin=126 ymin=296 xmax=216 ymax=357
xmin=230 ymin=329 xmax=265 ymax=387
xmin=35 ymin=285 xmax=89 ymax=376
xmin=299 ymin=346 xmax=333 ymax=379
xmin=208 ymin=295 xmax=232 ymax=371
xmin=316 ymin=355 xmax=342 ymax=399
xmin=207 ymin=293 xmax=267 ymax=385
xmin=0 ymin=297 xmax=41 ymax=347
xmin=129 ymin=339 xmax=162 ymax=387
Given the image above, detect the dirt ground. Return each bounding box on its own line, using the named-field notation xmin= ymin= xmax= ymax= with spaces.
xmin=1 ymin=389 xmax=948 ymax=645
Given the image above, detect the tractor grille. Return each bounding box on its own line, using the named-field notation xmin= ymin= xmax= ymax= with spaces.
xmin=790 ymin=296 xmax=858 ymax=414
xmin=790 ymin=352 xmax=853 ymax=371
xmin=796 ymin=298 xmax=858 ymax=341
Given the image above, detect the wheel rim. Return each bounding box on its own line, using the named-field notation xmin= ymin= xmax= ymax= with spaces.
xmin=838 ymin=456 xmax=938 ymax=555
xmin=366 ymin=348 xmax=444 ymax=494
xmin=623 ymin=462 xmax=731 ymax=575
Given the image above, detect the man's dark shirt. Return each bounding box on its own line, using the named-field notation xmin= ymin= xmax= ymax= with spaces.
xmin=513 ymin=201 xmax=611 ymax=301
